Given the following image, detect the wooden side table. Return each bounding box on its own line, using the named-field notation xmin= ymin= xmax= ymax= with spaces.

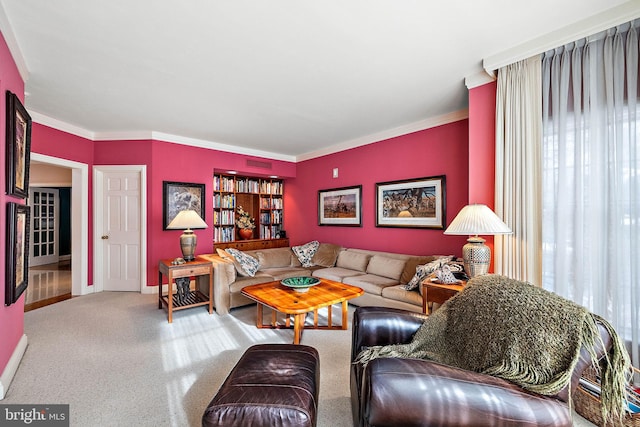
xmin=158 ymin=257 xmax=213 ymax=323
xmin=422 ymin=280 xmax=466 ymax=314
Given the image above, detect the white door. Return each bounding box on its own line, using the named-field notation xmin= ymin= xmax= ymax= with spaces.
xmin=29 ymin=188 xmax=60 ymax=267
xmin=101 ymin=171 xmax=142 ymax=291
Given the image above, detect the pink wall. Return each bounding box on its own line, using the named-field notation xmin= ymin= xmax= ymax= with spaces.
xmin=468 ymin=81 xmax=497 ymax=205
xmin=468 ymin=81 xmax=498 ymax=269
xmin=95 ymin=139 xmax=297 ymax=287
xmin=31 ymin=123 xmax=95 ymax=284
xmin=0 ymin=32 xmax=27 ymax=376
xmin=286 ymin=121 xmax=470 ymax=256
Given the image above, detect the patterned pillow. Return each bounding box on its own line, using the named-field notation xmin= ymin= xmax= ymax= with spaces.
xmin=402 ymin=256 xmax=453 ymax=290
xmin=292 ymin=240 xmax=320 ymax=267
xmin=225 ymin=248 xmax=260 ymax=277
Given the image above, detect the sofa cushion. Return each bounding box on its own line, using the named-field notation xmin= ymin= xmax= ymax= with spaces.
xmin=343 ymin=274 xmax=399 ymax=295
xmin=366 ymin=255 xmax=407 ymax=281
xmin=311 ymin=243 xmax=342 ymax=267
xmin=400 ymin=255 xmax=438 ymax=285
xmin=256 ymin=248 xmax=295 ymax=268
xmin=381 ymin=285 xmax=423 ymax=306
xmin=225 ymin=248 xmax=260 ymax=277
xmin=292 ymin=240 xmax=320 ymax=267
xmin=336 ymin=251 xmax=370 ymax=272
xmin=312 ymin=267 xmax=366 ymax=282
xmin=229 ymin=273 xmax=276 ymax=293
xmin=403 ymin=256 xmax=453 ymax=290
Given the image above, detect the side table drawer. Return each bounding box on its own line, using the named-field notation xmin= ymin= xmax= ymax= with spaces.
xmin=172 ymin=265 xmax=210 ymax=278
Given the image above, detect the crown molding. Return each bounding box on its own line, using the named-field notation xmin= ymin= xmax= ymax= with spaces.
xmin=147 ymin=132 xmax=297 ymax=163
xmin=296 ymin=109 xmax=469 ymax=162
xmin=465 ymin=70 xmax=496 ymax=89
xmin=32 ymin=109 xmax=468 ymax=164
xmin=484 ymin=1 xmax=640 ymax=74
xmin=30 ymin=111 xmax=95 ymax=140
xmin=0 ymin=2 xmax=29 ymax=82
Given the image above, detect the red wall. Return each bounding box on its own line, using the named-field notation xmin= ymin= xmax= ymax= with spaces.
xmin=95 ymin=139 xmax=297 ymax=287
xmin=286 ymin=121 xmax=470 ymax=256
xmin=0 ymin=32 xmax=27 ymax=376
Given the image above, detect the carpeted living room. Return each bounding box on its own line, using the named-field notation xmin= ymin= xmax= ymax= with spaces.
xmin=1 ymin=2 xmax=640 ymax=427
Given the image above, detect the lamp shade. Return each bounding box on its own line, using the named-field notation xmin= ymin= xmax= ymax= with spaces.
xmin=444 ymin=204 xmax=511 ymax=278
xmin=167 ymin=210 xmax=208 ymax=230
xmin=444 ymin=204 xmax=511 ymax=236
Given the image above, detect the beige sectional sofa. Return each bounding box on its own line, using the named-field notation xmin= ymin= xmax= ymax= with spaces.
xmin=200 ymin=243 xmax=448 ymax=315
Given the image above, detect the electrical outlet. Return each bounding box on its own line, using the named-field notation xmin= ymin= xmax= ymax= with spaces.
xmin=333 ymin=168 xmax=339 ymax=178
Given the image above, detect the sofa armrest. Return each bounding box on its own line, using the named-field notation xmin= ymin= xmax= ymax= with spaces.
xmin=351 ymin=306 xmax=427 ymax=362
xmin=198 ymin=254 xmax=236 ymax=315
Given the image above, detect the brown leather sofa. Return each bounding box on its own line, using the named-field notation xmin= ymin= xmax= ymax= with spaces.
xmin=350 ymin=306 xmax=612 ymax=427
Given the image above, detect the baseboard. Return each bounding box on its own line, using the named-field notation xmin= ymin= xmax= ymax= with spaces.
xmin=0 ymin=334 xmax=28 ymax=400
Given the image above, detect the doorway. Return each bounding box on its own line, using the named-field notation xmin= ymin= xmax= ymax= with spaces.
xmin=29 ymin=153 xmax=90 ymax=301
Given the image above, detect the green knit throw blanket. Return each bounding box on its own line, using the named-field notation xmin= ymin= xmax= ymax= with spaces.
xmin=355 ymin=275 xmax=631 ymax=424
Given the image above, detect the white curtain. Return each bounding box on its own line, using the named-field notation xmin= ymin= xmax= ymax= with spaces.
xmin=494 ymin=56 xmax=543 ymax=285
xmin=541 ymin=21 xmax=640 ymax=372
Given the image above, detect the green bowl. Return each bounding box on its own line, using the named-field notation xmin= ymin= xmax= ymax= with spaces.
xmin=281 ymin=277 xmax=320 ymax=292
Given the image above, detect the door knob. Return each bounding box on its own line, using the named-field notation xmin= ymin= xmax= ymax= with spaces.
xmin=101 ymin=235 xmax=109 ymax=239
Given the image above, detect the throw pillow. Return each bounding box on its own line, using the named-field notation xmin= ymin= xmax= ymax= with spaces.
xmin=292 ymin=240 xmax=320 ymax=267
xmin=402 ymin=256 xmax=453 ymax=290
xmin=225 ymin=248 xmax=260 ymax=277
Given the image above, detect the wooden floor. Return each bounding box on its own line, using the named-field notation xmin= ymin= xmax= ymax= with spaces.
xmin=25 ymin=261 xmax=72 ymax=312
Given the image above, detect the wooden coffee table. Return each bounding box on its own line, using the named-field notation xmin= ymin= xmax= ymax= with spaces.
xmin=241 ymin=278 xmax=364 ymax=344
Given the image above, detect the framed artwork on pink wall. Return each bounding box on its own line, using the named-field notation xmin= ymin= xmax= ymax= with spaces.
xmin=375 ymin=175 xmax=446 ymax=229
xmin=5 ymin=202 xmax=30 ymax=306
xmin=318 ymin=185 xmax=362 ymax=226
xmin=163 ymin=181 xmax=206 ymax=230
xmin=5 ymin=90 xmax=32 ymax=199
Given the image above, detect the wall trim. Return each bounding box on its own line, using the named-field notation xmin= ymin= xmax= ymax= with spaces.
xmin=484 ymin=1 xmax=640 ymax=74
xmin=30 ymin=108 xmax=469 ymax=164
xmin=296 ymin=109 xmax=469 ymax=162
xmin=0 ymin=334 xmax=27 ymax=400
xmin=29 ymin=111 xmax=95 ymax=140
xmin=465 ymin=70 xmax=497 ymax=89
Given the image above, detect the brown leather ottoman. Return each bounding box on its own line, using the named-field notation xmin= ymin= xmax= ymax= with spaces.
xmin=202 ymin=344 xmax=320 ymax=427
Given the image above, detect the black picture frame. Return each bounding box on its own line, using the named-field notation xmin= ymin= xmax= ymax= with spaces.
xmin=163 ymin=181 xmax=206 ymax=230
xmin=318 ymin=185 xmax=362 ymax=226
xmin=5 ymin=202 xmax=31 ymax=306
xmin=375 ymin=175 xmax=446 ymax=229
xmin=6 ymin=91 xmax=32 ymax=199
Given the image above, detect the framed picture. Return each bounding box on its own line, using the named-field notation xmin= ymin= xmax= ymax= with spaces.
xmin=6 ymin=91 xmax=32 ymax=199
xmin=318 ymin=185 xmax=362 ymax=226
xmin=5 ymin=202 xmax=30 ymax=306
xmin=375 ymin=175 xmax=446 ymax=229
xmin=163 ymin=181 xmax=206 ymax=230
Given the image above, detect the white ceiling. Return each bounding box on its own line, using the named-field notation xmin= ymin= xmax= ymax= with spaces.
xmin=0 ymin=1 xmax=637 ymax=161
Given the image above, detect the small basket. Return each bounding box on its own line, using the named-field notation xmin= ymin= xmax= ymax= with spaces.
xmin=573 ymin=366 xmax=640 ymax=427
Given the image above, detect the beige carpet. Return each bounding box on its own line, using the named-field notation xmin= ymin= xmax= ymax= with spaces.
xmin=2 ymin=292 xmax=597 ymax=426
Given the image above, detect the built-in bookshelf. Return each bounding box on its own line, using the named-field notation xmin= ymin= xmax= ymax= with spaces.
xmin=213 ymin=173 xmax=284 ymax=247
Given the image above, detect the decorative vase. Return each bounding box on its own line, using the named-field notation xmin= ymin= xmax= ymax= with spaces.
xmin=239 ymin=228 xmax=253 ymax=240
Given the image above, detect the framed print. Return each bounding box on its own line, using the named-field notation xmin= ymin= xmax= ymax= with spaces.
xmin=6 ymin=91 xmax=32 ymax=199
xmin=318 ymin=185 xmax=362 ymax=226
xmin=163 ymin=181 xmax=206 ymax=229
xmin=376 ymin=175 xmax=446 ymax=229
xmin=5 ymin=202 xmax=30 ymax=306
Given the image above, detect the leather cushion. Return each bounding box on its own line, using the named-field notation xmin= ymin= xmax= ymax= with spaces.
xmin=203 ymin=344 xmax=320 ymax=427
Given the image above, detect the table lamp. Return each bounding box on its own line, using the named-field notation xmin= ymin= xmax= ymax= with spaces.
xmin=444 ymin=204 xmax=512 ymax=278
xmin=167 ymin=209 xmax=208 ymax=261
